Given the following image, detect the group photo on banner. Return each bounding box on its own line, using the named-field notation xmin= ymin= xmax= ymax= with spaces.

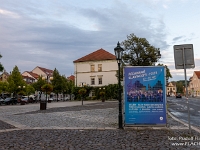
xmin=124 ymin=66 xmax=167 ymax=126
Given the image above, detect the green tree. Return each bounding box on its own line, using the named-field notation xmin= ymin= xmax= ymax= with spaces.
xmin=32 ymin=76 xmax=48 ymax=101
xmin=32 ymin=76 xmax=46 ymax=91
xmin=61 ymin=75 xmax=68 ymax=95
xmin=176 ymin=81 xmax=184 ymax=93
xmin=104 ymin=84 xmax=119 ymax=100
xmin=157 ymin=63 xmax=172 ymax=83
xmin=0 ymin=81 xmax=9 ymax=94
xmin=67 ymin=79 xmax=75 ymax=95
xmin=51 ymin=68 xmax=63 ymax=100
xmin=121 ymin=33 xmax=161 ymax=66
xmin=0 ymin=54 xmax=4 ymax=72
xmin=7 ymin=66 xmax=26 ymax=97
xmin=26 ymin=84 xmax=35 ymax=97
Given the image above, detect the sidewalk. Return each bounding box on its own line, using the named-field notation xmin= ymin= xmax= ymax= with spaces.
xmin=0 ymin=101 xmax=200 ymax=149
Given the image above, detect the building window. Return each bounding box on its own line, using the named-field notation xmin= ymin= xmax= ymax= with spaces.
xmin=91 ymin=78 xmax=95 ymax=85
xmin=98 ymin=64 xmax=102 ymax=72
xmin=173 ymin=88 xmax=175 ymax=90
xmin=98 ymin=78 xmax=102 ymax=85
xmin=90 ymin=64 xmax=95 ymax=72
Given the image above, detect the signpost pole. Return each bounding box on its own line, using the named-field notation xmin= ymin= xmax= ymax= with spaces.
xmin=174 ymin=44 xmax=194 ymax=134
xmin=182 ymin=47 xmax=191 ymax=134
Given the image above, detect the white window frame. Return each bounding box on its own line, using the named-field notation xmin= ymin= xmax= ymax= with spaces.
xmin=91 ymin=78 xmax=95 ymax=85
xmin=98 ymin=77 xmax=102 ymax=85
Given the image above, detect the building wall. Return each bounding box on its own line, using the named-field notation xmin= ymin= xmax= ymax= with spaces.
xmin=0 ymin=73 xmax=9 ymax=82
xmin=189 ymin=73 xmax=200 ymax=96
xmin=32 ymin=67 xmax=45 ymax=77
xmin=166 ymin=82 xmax=176 ymax=96
xmin=74 ymin=60 xmax=118 ymax=87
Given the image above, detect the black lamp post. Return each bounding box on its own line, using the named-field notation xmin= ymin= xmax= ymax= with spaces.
xmin=18 ymin=85 xmax=25 ymax=105
xmin=80 ymin=82 xmax=86 ymax=105
xmin=157 ymin=50 xmax=161 ymax=59
xmin=40 ymin=75 xmax=53 ymax=110
xmin=114 ymin=41 xmax=124 ymax=129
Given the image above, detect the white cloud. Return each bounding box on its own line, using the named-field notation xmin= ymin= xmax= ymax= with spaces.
xmin=0 ymin=0 xmax=199 ymax=80
xmin=163 ymin=4 xmax=168 ymax=9
xmin=0 ymin=9 xmax=20 ymax=18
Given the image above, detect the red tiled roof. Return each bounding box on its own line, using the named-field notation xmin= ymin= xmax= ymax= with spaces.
xmin=73 ymin=48 xmax=116 ymax=63
xmin=194 ymin=71 xmax=200 ymax=79
xmin=67 ymin=75 xmax=75 ymax=81
xmin=27 ymin=71 xmax=40 ymax=79
xmin=38 ymin=66 xmax=53 ymax=76
xmin=22 ymin=75 xmax=35 ymax=80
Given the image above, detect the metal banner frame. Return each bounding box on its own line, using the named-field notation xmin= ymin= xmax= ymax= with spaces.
xmin=124 ymin=66 xmax=167 ymax=126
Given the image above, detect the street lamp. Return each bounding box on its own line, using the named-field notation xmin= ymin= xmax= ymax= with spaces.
xmin=99 ymin=87 xmax=106 ymax=102
xmin=114 ymin=41 xmax=124 ymax=129
xmin=40 ymin=75 xmax=53 ymax=110
xmin=79 ymin=82 xmax=86 ymax=105
xmin=157 ymin=50 xmax=161 ymax=59
xmin=79 ymin=82 xmax=86 ymax=87
xmin=18 ymin=85 xmax=26 ymax=104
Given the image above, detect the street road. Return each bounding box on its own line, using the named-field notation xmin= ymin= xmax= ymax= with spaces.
xmin=168 ymin=96 xmax=200 ymax=127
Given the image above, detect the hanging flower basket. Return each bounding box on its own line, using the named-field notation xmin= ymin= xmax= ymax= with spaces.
xmin=99 ymin=91 xmax=105 ymax=102
xmin=41 ymin=84 xmax=53 ymax=93
xmin=18 ymin=91 xmax=25 ymax=96
xmin=99 ymin=91 xmax=105 ymax=96
xmin=78 ymin=88 xmax=87 ymax=96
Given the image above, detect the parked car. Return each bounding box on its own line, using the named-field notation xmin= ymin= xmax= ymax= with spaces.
xmin=21 ymin=97 xmax=29 ymax=103
xmin=48 ymin=98 xmax=53 ymax=102
xmin=176 ymin=93 xmax=182 ymax=98
xmin=63 ymin=97 xmax=69 ymax=101
xmin=0 ymin=98 xmax=5 ymax=105
xmin=4 ymin=97 xmax=17 ymax=105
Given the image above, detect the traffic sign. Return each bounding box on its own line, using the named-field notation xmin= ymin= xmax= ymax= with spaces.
xmin=174 ymin=44 xmax=195 ymax=69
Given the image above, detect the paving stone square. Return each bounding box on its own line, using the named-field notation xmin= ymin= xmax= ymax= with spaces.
xmin=0 ymin=101 xmax=200 ymax=150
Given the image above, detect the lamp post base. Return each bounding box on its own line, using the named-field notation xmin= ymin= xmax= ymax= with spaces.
xmin=40 ymin=101 xmax=47 ymax=110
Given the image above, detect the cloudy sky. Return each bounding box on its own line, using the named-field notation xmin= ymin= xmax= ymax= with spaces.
xmin=0 ymin=0 xmax=199 ymax=81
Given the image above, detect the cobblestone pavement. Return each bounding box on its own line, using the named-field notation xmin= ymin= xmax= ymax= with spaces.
xmin=0 ymin=101 xmax=200 ymax=150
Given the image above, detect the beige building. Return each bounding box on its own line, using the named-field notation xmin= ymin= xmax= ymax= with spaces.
xmin=0 ymin=70 xmax=9 ymax=82
xmin=22 ymin=71 xmax=40 ymax=84
xmin=73 ymin=48 xmax=118 ymax=87
xmin=167 ymin=82 xmax=176 ymax=96
xmin=32 ymin=66 xmax=53 ymax=78
xmin=21 ymin=67 xmax=53 ymax=84
xmin=188 ymin=71 xmax=200 ymax=97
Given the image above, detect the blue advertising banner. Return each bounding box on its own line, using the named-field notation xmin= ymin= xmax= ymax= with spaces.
xmin=124 ymin=66 xmax=166 ymax=125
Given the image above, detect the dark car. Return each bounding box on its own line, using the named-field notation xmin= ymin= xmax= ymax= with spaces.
xmin=21 ymin=97 xmax=29 ymax=103
xmin=0 ymin=98 xmax=5 ymax=105
xmin=4 ymin=97 xmax=17 ymax=105
xmin=176 ymin=93 xmax=182 ymax=98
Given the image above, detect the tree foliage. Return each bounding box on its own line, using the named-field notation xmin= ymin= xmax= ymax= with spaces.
xmin=121 ymin=33 xmax=161 ymax=66
xmin=0 ymin=54 xmax=4 ymax=72
xmin=32 ymin=76 xmax=46 ymax=91
xmin=0 ymin=81 xmax=9 ymax=93
xmin=176 ymin=81 xmax=184 ymax=93
xmin=7 ymin=66 xmax=26 ymax=96
xmin=51 ymin=68 xmax=63 ymax=95
xmin=157 ymin=63 xmax=172 ymax=83
xmin=26 ymin=84 xmax=35 ymax=96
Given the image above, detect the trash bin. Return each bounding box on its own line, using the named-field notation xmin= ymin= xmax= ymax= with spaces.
xmin=40 ymin=101 xmax=47 ymax=110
